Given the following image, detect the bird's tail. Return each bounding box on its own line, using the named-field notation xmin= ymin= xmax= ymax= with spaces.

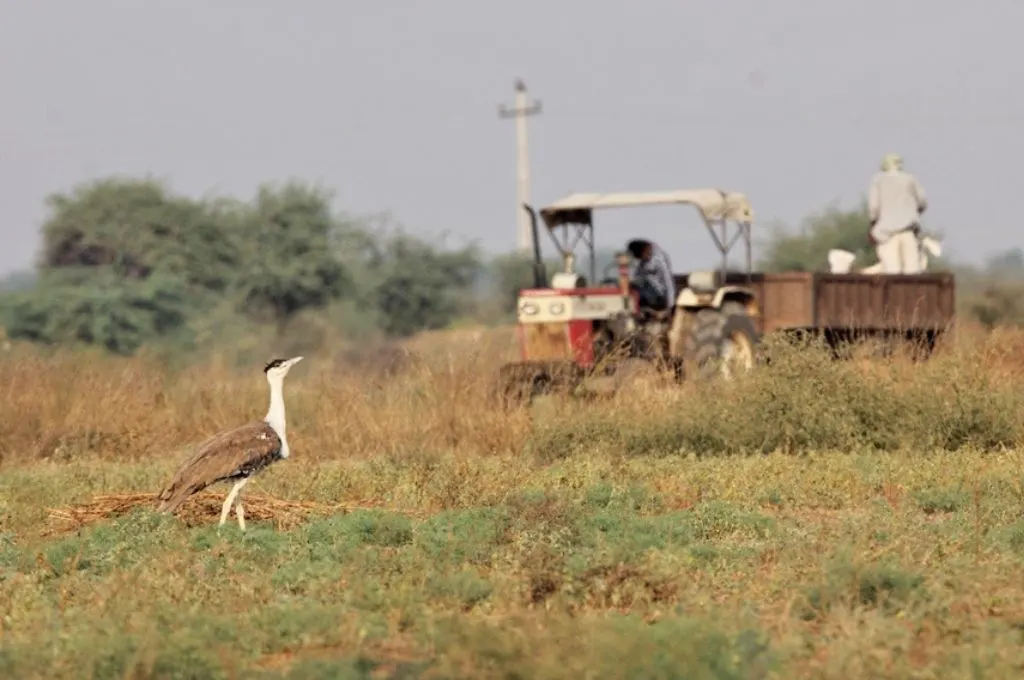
xmin=155 ymin=482 xmax=195 ymax=514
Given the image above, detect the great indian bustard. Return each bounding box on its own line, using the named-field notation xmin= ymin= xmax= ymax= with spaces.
xmin=156 ymin=356 xmax=303 ymax=530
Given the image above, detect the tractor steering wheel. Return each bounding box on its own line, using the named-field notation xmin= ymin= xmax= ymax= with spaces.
xmin=599 ymin=260 xmax=621 ymax=287
xmin=599 ymin=249 xmax=639 ymax=287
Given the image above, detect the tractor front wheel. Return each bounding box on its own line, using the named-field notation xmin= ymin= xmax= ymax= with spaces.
xmin=493 ymin=361 xmax=584 ymax=409
xmin=683 ymin=301 xmax=759 ymax=380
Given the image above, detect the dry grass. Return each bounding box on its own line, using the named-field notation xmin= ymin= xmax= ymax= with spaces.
xmin=42 ymin=492 xmax=429 ymax=537
xmin=3 ymin=324 xmax=1024 ymax=677
xmin=0 ymin=324 xmax=527 ymax=467
xmin=3 ymin=321 xmax=1024 ymax=468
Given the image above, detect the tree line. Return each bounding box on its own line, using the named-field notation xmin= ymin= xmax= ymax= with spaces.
xmin=0 ymin=177 xmax=551 ymax=358
xmin=1 ymin=178 xmax=1021 ymax=359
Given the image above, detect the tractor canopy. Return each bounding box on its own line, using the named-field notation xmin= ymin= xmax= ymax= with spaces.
xmin=539 ymin=189 xmax=754 ymax=229
xmin=527 ymin=188 xmax=755 ymax=287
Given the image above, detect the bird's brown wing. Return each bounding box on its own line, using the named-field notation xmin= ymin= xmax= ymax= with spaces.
xmin=156 ymin=420 xmax=281 ymax=513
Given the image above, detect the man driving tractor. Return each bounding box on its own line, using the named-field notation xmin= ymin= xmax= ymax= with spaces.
xmin=626 ymin=239 xmax=675 ymax=313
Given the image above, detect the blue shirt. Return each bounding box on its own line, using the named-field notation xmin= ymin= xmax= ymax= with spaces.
xmin=635 ymin=247 xmax=675 ymax=305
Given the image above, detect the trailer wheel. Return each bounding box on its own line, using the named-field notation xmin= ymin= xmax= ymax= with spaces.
xmin=684 ymin=301 xmax=759 ymax=380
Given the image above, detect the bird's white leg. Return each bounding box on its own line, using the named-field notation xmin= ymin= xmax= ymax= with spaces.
xmin=219 ymin=479 xmax=248 ymax=527
xmin=236 ymin=501 xmax=246 ymax=531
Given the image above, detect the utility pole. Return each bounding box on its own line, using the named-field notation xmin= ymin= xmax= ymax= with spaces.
xmin=498 ymin=79 xmax=542 ymax=252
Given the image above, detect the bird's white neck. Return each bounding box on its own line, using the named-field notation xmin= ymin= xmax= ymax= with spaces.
xmin=264 ymin=375 xmax=290 ymax=458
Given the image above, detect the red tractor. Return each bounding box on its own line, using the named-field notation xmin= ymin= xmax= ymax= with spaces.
xmin=496 ymin=188 xmax=762 ymax=402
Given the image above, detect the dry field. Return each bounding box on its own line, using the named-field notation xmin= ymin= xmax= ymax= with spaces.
xmin=3 ymin=325 xmax=1024 ymax=678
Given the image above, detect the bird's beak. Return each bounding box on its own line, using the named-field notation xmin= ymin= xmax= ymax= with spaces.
xmin=287 ymin=356 xmax=304 ymax=368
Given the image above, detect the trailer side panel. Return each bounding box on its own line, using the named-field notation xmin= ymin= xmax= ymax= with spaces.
xmin=812 ymin=273 xmax=955 ymax=331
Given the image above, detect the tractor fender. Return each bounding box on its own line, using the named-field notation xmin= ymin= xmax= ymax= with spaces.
xmin=674 ymin=285 xmax=757 ymax=313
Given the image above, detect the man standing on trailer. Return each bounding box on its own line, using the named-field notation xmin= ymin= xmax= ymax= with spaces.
xmin=627 ymin=239 xmax=675 ymax=312
xmin=868 ymin=153 xmax=928 ymax=274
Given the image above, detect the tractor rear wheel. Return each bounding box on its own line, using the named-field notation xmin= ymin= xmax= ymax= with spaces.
xmin=683 ymin=301 xmax=759 ymax=380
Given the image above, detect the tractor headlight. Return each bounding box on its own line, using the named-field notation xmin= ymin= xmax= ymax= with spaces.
xmin=549 ymin=302 xmax=565 ymax=315
xmin=520 ymin=301 xmax=539 ymax=316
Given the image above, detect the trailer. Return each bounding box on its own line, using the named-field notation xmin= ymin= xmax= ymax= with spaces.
xmin=675 ymin=270 xmax=955 ymax=353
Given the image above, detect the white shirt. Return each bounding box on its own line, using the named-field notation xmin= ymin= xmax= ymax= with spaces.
xmin=868 ymin=169 xmax=928 ymax=242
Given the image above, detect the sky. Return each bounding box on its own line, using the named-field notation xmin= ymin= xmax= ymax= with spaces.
xmin=2 ymin=0 xmax=1023 ymax=275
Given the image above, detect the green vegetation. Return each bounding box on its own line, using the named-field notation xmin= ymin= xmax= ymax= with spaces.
xmin=0 ymin=177 xmax=496 ymax=359
xmin=4 ymin=447 xmax=1024 ymax=678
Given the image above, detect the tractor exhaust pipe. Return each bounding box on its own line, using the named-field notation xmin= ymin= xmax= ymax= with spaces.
xmin=616 ymin=251 xmax=631 ymax=297
xmin=522 ymin=203 xmax=547 ymax=288
xmin=615 ymin=251 xmax=636 ymax=331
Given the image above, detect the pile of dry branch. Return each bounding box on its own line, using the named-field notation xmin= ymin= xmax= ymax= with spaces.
xmin=43 ymin=492 xmax=422 ymax=537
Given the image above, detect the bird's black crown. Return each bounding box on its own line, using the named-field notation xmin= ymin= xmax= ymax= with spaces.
xmin=263 ymin=358 xmax=288 ymax=373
